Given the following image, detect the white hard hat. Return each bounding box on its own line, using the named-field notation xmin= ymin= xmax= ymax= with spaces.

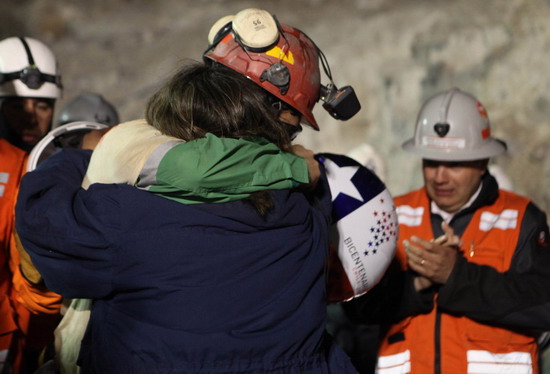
xmin=0 ymin=36 xmax=62 ymax=99
xmin=57 ymin=93 xmax=119 ymax=127
xmin=402 ymin=88 xmax=506 ymax=161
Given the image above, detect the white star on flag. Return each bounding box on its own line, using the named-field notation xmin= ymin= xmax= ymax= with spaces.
xmin=323 ymin=158 xmax=363 ymax=202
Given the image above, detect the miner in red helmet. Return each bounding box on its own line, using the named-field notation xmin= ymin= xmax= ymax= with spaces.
xmin=203 ymin=8 xmax=360 ymax=138
xmin=202 ymin=8 xmax=369 ymax=372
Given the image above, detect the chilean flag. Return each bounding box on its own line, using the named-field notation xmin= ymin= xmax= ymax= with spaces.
xmin=317 ymin=153 xmax=398 ymax=302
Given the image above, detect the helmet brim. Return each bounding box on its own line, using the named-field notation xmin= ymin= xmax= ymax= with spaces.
xmin=402 ymin=137 xmax=507 ymax=161
xmin=27 ymin=121 xmax=108 ymax=172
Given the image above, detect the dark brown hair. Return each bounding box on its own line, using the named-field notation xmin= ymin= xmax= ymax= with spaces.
xmin=145 ymin=61 xmax=294 ymax=215
xmin=146 ymin=61 xmax=292 ymax=150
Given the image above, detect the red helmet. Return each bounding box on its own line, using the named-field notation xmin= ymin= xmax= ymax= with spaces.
xmin=204 ymin=9 xmax=321 ymax=130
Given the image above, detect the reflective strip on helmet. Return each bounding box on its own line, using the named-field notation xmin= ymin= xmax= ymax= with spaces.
xmin=422 ymin=136 xmax=466 ymax=149
xmin=376 ymin=350 xmax=411 ymax=374
xmin=479 ymin=210 xmax=518 ymax=231
xmin=467 ymin=350 xmax=532 ymax=374
xmin=396 ymin=205 xmax=424 ymax=227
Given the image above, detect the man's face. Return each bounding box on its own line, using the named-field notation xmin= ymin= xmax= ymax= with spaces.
xmin=422 ymin=159 xmax=488 ymax=213
xmin=2 ymin=97 xmax=54 ymax=148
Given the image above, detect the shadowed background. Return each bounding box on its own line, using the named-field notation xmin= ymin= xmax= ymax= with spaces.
xmin=2 ymin=0 xmax=550 ymax=215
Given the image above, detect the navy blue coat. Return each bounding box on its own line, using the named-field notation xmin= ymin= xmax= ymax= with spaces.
xmin=16 ymin=150 xmax=356 ymax=373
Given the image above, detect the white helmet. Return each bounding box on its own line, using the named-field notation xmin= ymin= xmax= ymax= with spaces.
xmin=0 ymin=36 xmax=62 ymax=99
xmin=402 ymin=88 xmax=506 ymax=161
xmin=57 ymin=93 xmax=119 ymax=127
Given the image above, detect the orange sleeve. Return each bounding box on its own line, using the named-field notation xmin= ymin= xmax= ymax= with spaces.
xmin=9 ymin=226 xmax=62 ymax=315
xmin=7 ymin=150 xmax=62 ymax=314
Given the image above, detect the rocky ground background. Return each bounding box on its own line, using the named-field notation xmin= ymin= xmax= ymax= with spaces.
xmin=2 ymin=0 xmax=550 ymax=217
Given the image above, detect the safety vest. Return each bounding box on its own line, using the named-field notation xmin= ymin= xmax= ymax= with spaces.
xmin=0 ymin=139 xmax=27 ymax=365
xmin=377 ymin=187 xmax=538 ymax=374
xmin=0 ymin=139 xmax=62 ymax=372
xmin=0 ymin=139 xmax=26 ymax=256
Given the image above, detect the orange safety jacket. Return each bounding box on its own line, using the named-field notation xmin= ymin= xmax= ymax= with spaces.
xmin=377 ymin=187 xmax=538 ymax=374
xmin=0 ymin=139 xmax=26 ymax=366
xmin=0 ymin=139 xmax=25 ymax=258
xmin=1 ymin=138 xmax=62 ymax=373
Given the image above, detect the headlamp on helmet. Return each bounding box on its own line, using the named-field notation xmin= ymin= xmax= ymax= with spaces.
xmin=320 ymin=83 xmax=360 ymax=121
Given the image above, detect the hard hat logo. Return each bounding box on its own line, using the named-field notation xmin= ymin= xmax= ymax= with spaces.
xmin=477 ymin=101 xmax=488 ymax=119
xmin=434 ymin=123 xmax=450 ymax=137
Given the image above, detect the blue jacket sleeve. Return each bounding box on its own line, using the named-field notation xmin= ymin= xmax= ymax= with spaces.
xmin=15 ymin=149 xmax=117 ymax=299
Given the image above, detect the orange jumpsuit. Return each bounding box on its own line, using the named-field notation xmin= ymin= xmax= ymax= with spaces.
xmin=0 ymin=138 xmax=62 ymax=373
